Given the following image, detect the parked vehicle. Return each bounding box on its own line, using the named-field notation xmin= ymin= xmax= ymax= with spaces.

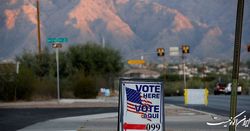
xmin=214 ymin=83 xmax=226 ymax=95
xmin=224 ymin=83 xmax=242 ymax=95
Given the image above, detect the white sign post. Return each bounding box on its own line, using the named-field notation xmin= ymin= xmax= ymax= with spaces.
xmin=169 ymin=47 xmax=179 ymax=56
xmin=52 ymin=43 xmax=62 ymax=103
xmin=118 ymin=79 xmax=165 ymax=131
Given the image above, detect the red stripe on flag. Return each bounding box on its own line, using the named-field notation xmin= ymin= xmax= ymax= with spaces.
xmin=127 ymin=109 xmax=144 ymax=115
xmin=127 ymin=105 xmax=135 ymax=110
xmin=123 ymin=123 xmax=146 ymax=130
xmin=140 ymin=96 xmax=153 ymax=104
xmin=142 ymin=100 xmax=152 ymax=104
xmin=127 ymin=102 xmax=134 ymax=106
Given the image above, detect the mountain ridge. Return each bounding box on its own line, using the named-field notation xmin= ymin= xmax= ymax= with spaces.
xmin=0 ymin=0 xmax=249 ymax=61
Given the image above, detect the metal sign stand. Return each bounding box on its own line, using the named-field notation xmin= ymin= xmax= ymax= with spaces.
xmin=52 ymin=43 xmax=62 ymax=103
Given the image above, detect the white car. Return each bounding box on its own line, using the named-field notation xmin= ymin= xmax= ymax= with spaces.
xmin=224 ymin=83 xmax=242 ymax=95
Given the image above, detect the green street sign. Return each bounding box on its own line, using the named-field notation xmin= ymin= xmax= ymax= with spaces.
xmin=47 ymin=38 xmax=68 ymax=43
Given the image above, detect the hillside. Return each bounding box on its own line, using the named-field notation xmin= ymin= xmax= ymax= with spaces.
xmin=0 ymin=0 xmax=249 ymax=61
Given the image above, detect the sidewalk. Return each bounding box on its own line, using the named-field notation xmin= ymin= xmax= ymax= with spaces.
xmin=78 ymin=105 xmax=249 ymax=131
xmin=0 ymin=97 xmax=118 ymax=108
xmin=78 ymin=105 xmax=215 ymax=131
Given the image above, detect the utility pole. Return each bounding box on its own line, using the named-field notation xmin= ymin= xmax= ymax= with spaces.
xmin=229 ymin=0 xmax=244 ymax=131
xmin=36 ymin=0 xmax=41 ymax=54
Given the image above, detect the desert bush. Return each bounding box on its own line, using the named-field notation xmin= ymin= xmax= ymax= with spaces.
xmin=60 ymin=78 xmax=75 ymax=98
xmin=0 ymin=75 xmax=16 ymax=101
xmin=0 ymin=63 xmax=17 ymax=101
xmin=32 ymin=77 xmax=56 ymax=100
xmin=71 ymin=72 xmax=98 ymax=98
xmin=16 ymin=67 xmax=36 ymax=100
xmin=164 ymin=81 xmax=183 ymax=96
xmin=12 ymin=42 xmax=123 ymax=101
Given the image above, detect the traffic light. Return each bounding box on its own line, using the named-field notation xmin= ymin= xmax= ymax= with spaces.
xmin=157 ymin=48 xmax=165 ymax=56
xmin=248 ymin=44 xmax=250 ymax=52
xmin=182 ymin=45 xmax=190 ymax=54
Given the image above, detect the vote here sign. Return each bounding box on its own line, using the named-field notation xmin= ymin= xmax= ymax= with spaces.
xmin=118 ymin=79 xmax=165 ymax=131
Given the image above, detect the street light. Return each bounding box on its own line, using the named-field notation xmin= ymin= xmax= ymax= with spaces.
xmin=52 ymin=43 xmax=62 ymax=103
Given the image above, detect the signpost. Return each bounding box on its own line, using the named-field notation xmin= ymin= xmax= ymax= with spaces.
xmin=47 ymin=37 xmax=68 ymax=103
xmin=169 ymin=47 xmax=179 ymax=56
xmin=118 ymin=79 xmax=165 ymax=131
xmin=127 ymin=60 xmax=145 ymax=65
xmin=47 ymin=38 xmax=68 ymax=43
xmin=181 ymin=45 xmax=188 ymax=89
xmin=51 ymin=43 xmax=63 ymax=103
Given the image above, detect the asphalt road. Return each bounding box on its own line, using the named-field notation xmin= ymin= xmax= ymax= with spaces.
xmin=1 ymin=96 xmax=249 ymax=131
xmin=0 ymin=107 xmax=117 ymax=131
xmin=165 ymin=95 xmax=250 ymax=117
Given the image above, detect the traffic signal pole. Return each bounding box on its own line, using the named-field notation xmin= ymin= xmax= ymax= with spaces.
xmin=182 ymin=54 xmax=186 ymax=89
xmin=181 ymin=45 xmax=189 ymax=89
xmin=181 ymin=45 xmax=189 ymax=105
xmin=229 ymin=0 xmax=244 ymax=131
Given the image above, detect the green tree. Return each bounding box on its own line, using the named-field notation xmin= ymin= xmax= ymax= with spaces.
xmin=13 ymin=42 xmax=124 ymax=100
xmin=67 ymin=42 xmax=123 ymax=76
xmin=16 ymin=48 xmax=54 ymax=77
xmin=67 ymin=42 xmax=123 ymax=91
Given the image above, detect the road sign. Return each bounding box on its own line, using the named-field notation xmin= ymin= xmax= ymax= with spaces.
xmin=127 ymin=60 xmax=145 ymax=65
xmin=47 ymin=38 xmax=68 ymax=43
xmin=118 ymin=79 xmax=165 ymax=131
xmin=169 ymin=47 xmax=179 ymax=56
xmin=52 ymin=43 xmax=62 ymax=48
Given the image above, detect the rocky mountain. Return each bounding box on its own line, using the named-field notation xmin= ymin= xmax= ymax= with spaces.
xmin=0 ymin=0 xmax=249 ymax=62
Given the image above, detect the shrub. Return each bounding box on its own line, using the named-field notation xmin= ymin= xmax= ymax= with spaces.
xmin=0 ymin=63 xmax=17 ymax=101
xmin=164 ymin=81 xmax=183 ymax=96
xmin=61 ymin=78 xmax=75 ymax=98
xmin=71 ymin=73 xmax=98 ymax=98
xmin=0 ymin=76 xmax=16 ymax=101
xmin=16 ymin=67 xmax=36 ymax=100
xmin=32 ymin=77 xmax=56 ymax=100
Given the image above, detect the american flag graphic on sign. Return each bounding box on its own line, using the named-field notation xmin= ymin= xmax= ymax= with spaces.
xmin=126 ymin=88 xmax=152 ymax=118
